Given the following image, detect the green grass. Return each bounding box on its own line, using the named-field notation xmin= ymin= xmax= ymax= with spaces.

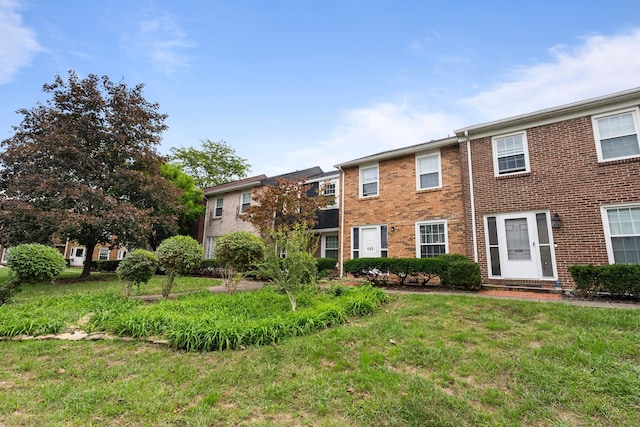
xmin=0 ymin=267 xmax=221 ymax=301
xmin=1 ymin=275 xmax=639 ymax=426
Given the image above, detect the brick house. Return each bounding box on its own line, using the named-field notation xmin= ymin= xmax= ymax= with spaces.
xmin=335 ymin=137 xmax=466 ymax=274
xmin=455 ymin=87 xmax=640 ymax=288
xmin=201 ymin=167 xmax=340 ymax=259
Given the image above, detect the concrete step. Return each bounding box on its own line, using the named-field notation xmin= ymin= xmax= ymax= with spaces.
xmin=481 ymin=283 xmax=563 ymax=294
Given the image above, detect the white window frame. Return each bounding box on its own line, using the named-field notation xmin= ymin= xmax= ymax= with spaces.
xmin=415 ymin=151 xmax=442 ymax=190
xmin=359 ymin=164 xmax=379 ymax=198
xmin=321 ymin=180 xmax=338 ymax=207
xmin=213 ymin=197 xmax=224 ymax=218
xmin=117 ymin=249 xmax=127 ymax=260
xmin=415 ymin=220 xmax=448 ymax=258
xmin=601 ymin=203 xmax=640 ymax=264
xmin=322 ymin=233 xmax=339 ymax=259
xmin=239 ymin=191 xmax=252 ymax=214
xmin=98 ymin=248 xmax=110 ymax=261
xmin=492 ymin=131 xmax=530 ymax=176
xmin=1 ymin=247 xmax=8 ymax=263
xmin=592 ymin=108 xmax=640 ymax=162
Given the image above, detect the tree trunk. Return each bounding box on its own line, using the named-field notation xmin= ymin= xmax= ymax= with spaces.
xmin=80 ymin=241 xmax=97 ymax=279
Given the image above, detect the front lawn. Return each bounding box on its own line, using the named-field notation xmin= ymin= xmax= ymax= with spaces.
xmin=0 ymin=274 xmax=639 ymax=426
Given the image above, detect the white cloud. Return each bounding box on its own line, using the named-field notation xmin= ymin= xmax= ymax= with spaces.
xmin=462 ymin=30 xmax=640 ymax=121
xmin=290 ymin=100 xmax=463 ymax=171
xmin=131 ymin=12 xmax=193 ymax=75
xmin=0 ymin=0 xmax=41 ymax=84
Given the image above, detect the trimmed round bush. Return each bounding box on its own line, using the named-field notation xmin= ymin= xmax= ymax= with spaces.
xmin=215 ymin=231 xmax=265 ymax=273
xmin=6 ymin=243 xmax=67 ymax=284
xmin=156 ymin=235 xmax=204 ymax=298
xmin=116 ymin=249 xmax=158 ymax=297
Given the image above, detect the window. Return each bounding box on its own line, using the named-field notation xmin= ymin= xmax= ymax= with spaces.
xmin=99 ymin=248 xmax=110 ymax=260
xmin=214 ymin=197 xmax=223 ymax=218
xmin=593 ymin=109 xmax=640 ymax=161
xmin=117 ymin=249 xmax=127 ymax=260
xmin=240 ymin=191 xmax=252 ymax=213
xmin=352 ymin=225 xmax=388 ymax=258
xmin=205 ymin=237 xmax=217 ymax=259
xmin=416 ymin=152 xmax=441 ymax=190
xmin=323 ymin=234 xmax=339 ymax=259
xmin=603 ymin=205 xmax=640 ymax=264
xmin=1 ymin=247 xmax=8 ymax=263
xmin=493 ymin=132 xmax=529 ymax=175
xmin=416 ymin=221 xmax=447 ymax=258
xmin=360 ymin=165 xmax=378 ymax=197
xmin=322 ymin=181 xmax=338 ymax=206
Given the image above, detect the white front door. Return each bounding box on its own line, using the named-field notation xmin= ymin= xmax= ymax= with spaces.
xmin=70 ymin=247 xmax=86 ymax=267
xmin=361 ymin=227 xmax=380 ymax=258
xmin=487 ymin=212 xmax=556 ymax=280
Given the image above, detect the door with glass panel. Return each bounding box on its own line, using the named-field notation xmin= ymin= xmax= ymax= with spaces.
xmin=486 ymin=212 xmax=556 ymax=280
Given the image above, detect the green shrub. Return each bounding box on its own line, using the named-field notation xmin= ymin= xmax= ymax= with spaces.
xmin=316 ymin=257 xmax=338 ymax=272
xmin=116 ymin=250 xmax=158 ymax=298
xmin=569 ymin=264 xmax=640 ymax=297
xmin=6 ymin=243 xmax=67 ymax=284
xmin=446 ymin=260 xmax=482 ymax=290
xmin=156 ymin=235 xmax=204 ymax=298
xmin=95 ymin=260 xmax=120 ymax=272
xmin=192 ymin=258 xmax=223 ymax=277
xmin=215 ymin=231 xmax=265 ymax=293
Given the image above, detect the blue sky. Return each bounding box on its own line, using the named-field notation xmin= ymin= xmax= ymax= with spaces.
xmin=2 ymin=0 xmax=640 ymax=176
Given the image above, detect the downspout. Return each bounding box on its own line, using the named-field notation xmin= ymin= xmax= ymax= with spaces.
xmin=338 ymin=166 xmax=345 ymax=278
xmin=464 ymin=130 xmax=479 ymax=262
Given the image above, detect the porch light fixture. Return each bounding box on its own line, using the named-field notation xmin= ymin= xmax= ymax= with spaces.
xmin=551 ymin=213 xmax=561 ymax=229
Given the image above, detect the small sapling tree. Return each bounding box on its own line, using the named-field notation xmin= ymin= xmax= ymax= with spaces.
xmin=215 ymin=231 xmax=265 ymax=293
xmin=258 ymin=226 xmax=318 ymax=311
xmin=156 ymin=235 xmax=203 ymax=298
xmin=116 ymin=249 xmax=158 ymax=298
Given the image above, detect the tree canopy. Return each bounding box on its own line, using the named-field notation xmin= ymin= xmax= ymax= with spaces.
xmin=0 ymin=70 xmax=182 ymax=278
xmin=170 ymin=139 xmax=250 ymax=188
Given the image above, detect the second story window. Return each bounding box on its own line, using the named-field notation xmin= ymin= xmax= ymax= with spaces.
xmin=493 ymin=132 xmax=529 ymax=176
xmin=593 ymin=109 xmax=640 ymax=162
xmin=240 ymin=191 xmax=251 ymax=214
xmin=214 ymin=197 xmax=223 ymax=218
xmin=322 ymin=180 xmax=338 ymax=206
xmin=360 ymin=164 xmax=379 ymax=198
xmin=416 ymin=152 xmax=441 ymax=190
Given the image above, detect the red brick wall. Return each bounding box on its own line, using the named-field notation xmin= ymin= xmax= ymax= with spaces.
xmin=341 ymin=145 xmax=466 ymax=262
xmin=463 ymin=113 xmax=640 ymax=287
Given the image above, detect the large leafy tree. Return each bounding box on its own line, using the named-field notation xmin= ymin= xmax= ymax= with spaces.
xmin=159 ymin=163 xmax=205 ymax=242
xmin=170 ymin=139 xmax=250 ymax=188
xmin=0 ymin=70 xmax=181 ymax=278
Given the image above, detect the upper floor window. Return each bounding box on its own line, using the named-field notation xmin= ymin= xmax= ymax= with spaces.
xmin=416 ymin=152 xmax=441 ymax=190
xmin=321 ymin=180 xmax=338 ymax=206
xmin=593 ymin=108 xmax=640 ymax=162
xmin=493 ymin=132 xmax=529 ymax=176
xmin=240 ymin=191 xmax=252 ymax=214
xmin=360 ymin=164 xmax=378 ymax=198
xmin=602 ymin=204 xmax=640 ymax=264
xmin=214 ymin=197 xmax=223 ymax=218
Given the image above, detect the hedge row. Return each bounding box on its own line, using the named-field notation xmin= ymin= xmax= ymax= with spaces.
xmin=568 ymin=264 xmax=640 ymax=298
xmin=343 ymin=254 xmax=481 ymax=291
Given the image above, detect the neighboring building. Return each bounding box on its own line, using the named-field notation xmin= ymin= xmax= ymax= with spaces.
xmin=201 ymin=174 xmax=267 ymax=259
xmin=455 ymin=87 xmax=640 ymax=288
xmin=201 ymin=167 xmax=340 ymax=260
xmin=0 ymin=241 xmax=125 ymax=267
xmin=335 ymin=137 xmax=466 ymax=271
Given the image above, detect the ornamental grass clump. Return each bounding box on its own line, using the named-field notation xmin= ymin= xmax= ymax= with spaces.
xmin=156 ymin=235 xmax=204 ymax=298
xmin=116 ymin=249 xmax=158 ymax=298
